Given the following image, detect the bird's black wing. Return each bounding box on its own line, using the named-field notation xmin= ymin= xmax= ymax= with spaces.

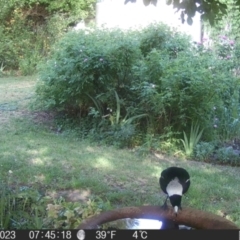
xmin=159 ymin=178 xmax=168 ymax=194
xmin=159 ymin=169 xmax=170 ymax=194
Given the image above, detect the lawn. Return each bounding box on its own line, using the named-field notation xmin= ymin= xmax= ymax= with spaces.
xmin=0 ymin=76 xmax=239 ymax=228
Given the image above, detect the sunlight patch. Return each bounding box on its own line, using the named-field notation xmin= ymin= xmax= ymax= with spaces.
xmin=34 ymin=174 xmax=45 ymax=182
xmin=151 ymin=166 xmax=162 ymax=177
xmin=95 ymin=157 xmax=113 ymax=169
xmin=31 ymin=157 xmax=44 ymax=165
xmin=86 ymin=146 xmax=95 ymax=152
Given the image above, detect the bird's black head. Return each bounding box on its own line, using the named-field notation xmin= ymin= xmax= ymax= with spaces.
xmin=169 ymin=194 xmax=182 ymax=215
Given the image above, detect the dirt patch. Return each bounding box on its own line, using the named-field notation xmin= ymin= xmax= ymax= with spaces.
xmin=46 ymin=189 xmax=91 ymax=202
xmin=31 ymin=110 xmax=56 ymax=128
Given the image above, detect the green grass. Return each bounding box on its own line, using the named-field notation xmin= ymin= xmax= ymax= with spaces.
xmin=0 ymin=76 xmax=239 ymax=227
xmin=0 ymin=76 xmax=35 ymax=124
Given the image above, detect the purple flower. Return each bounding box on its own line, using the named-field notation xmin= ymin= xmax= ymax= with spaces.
xmin=229 ymin=40 xmax=235 ymax=45
xmin=226 ymin=55 xmax=231 ymax=59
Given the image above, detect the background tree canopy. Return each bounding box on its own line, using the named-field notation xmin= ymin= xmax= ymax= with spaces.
xmin=0 ymin=0 xmax=96 ymax=74
xmin=144 ymin=0 xmax=240 ymax=25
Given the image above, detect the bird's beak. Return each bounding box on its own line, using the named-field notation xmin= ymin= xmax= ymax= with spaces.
xmin=174 ymin=206 xmax=178 ymax=216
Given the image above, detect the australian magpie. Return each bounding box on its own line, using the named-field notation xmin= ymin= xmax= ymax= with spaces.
xmin=159 ymin=167 xmax=190 ymax=215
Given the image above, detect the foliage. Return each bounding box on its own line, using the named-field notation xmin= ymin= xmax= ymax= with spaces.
xmin=134 ymin=42 xmax=239 ymax=140
xmin=145 ymin=0 xmax=239 ymax=25
xmin=36 ymin=23 xmax=240 ymax=149
xmin=0 ymin=0 xmax=96 ymax=19
xmin=0 ymin=182 xmax=112 ymax=229
xmin=194 ymin=141 xmax=215 ymax=161
xmin=180 ymin=122 xmax=204 ymax=157
xmin=0 ymin=63 xmax=5 ymax=77
xmin=45 ymin=196 xmax=111 ymax=229
xmin=139 ymin=23 xmax=190 ymax=56
xmin=36 ymin=28 xmax=145 ymax=147
xmin=0 ymin=185 xmax=46 ymax=229
xmin=204 ymin=0 xmax=240 ymax=41
xmin=214 ymin=107 xmax=240 ymax=142
xmin=215 ymin=147 xmax=239 ymax=165
xmin=0 ymin=0 xmax=96 ymax=73
xmin=37 ymin=28 xmax=140 ymax=110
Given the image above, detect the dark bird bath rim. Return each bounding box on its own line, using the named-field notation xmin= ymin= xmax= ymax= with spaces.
xmin=77 ymin=206 xmax=239 ymax=229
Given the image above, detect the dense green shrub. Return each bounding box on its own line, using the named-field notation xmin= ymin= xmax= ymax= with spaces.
xmin=36 ymin=23 xmax=240 ymax=147
xmin=133 ymin=46 xmax=239 ymax=140
xmin=194 ymin=142 xmax=215 ymax=161
xmin=215 ymin=147 xmax=239 ymax=165
xmin=36 ymin=28 xmax=144 ymax=146
xmin=37 ymin=28 xmax=141 ymax=111
xmin=140 ymin=24 xmax=190 ymax=57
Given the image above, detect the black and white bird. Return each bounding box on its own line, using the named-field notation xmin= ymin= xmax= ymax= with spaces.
xmin=159 ymin=167 xmax=190 ymax=215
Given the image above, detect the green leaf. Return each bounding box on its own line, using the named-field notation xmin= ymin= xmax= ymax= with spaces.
xmin=86 ymin=93 xmax=103 ymax=117
xmin=123 ymin=113 xmax=148 ymax=125
xmin=181 ymin=122 xmax=204 ymax=157
xmin=173 ymin=0 xmax=180 ymax=9
xmin=151 ymin=0 xmax=158 ymax=6
xmin=187 ymin=16 xmax=193 ymax=25
xmin=143 ymin=0 xmax=151 ymax=6
xmin=114 ymin=91 xmax=121 ymax=125
xmin=166 ymin=0 xmax=172 ymax=5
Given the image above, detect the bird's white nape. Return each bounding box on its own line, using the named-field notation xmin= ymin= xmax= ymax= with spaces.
xmin=166 ymin=177 xmax=183 ymax=196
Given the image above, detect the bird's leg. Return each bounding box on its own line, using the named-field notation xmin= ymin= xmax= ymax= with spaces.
xmin=174 ymin=205 xmax=182 ymax=217
xmin=161 ymin=196 xmax=169 ymax=210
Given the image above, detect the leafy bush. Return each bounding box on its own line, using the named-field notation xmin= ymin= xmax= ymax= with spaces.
xmin=215 ymin=147 xmax=239 ymax=165
xmin=133 ymin=45 xmax=239 ymax=140
xmin=194 ymin=142 xmax=215 ymax=161
xmin=139 ymin=24 xmax=190 ymax=57
xmin=213 ymin=106 xmax=240 ymax=142
xmin=37 ymin=28 xmax=141 ymax=110
xmin=36 ymin=28 xmax=145 ymax=148
xmin=36 ymin=23 xmax=240 ymax=150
